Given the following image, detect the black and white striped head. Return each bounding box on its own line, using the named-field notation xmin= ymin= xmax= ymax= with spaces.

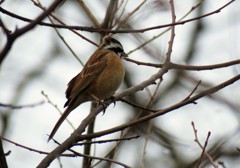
xmin=101 ymin=37 xmax=128 ymax=58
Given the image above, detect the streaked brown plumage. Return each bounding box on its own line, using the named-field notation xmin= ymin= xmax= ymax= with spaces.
xmin=48 ymin=36 xmax=127 ymax=141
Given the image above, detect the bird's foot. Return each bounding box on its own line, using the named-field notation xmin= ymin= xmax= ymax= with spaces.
xmin=110 ymin=96 xmax=117 ymax=107
xmin=97 ymin=100 xmax=108 ymax=115
xmin=88 ymin=93 xmax=108 ymax=114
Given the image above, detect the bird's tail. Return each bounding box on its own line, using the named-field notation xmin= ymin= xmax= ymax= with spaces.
xmin=48 ymin=107 xmax=73 ymax=142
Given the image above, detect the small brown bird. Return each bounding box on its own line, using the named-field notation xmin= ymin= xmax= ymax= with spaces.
xmin=48 ymin=36 xmax=127 ymax=141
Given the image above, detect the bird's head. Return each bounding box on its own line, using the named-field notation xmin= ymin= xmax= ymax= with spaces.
xmin=101 ymin=36 xmax=128 ymax=58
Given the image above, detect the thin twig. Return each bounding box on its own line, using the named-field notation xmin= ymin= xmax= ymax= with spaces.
xmin=165 ymin=0 xmax=176 ymax=62
xmin=41 ymin=91 xmax=75 ymax=131
xmin=77 ymin=0 xmax=100 ymax=27
xmin=124 ymin=57 xmax=240 ymax=71
xmin=0 ymin=101 xmax=45 ymax=109
xmin=191 ymin=122 xmax=218 ymax=168
xmin=0 ymin=136 xmax=72 ymax=157
xmin=115 ymin=0 xmax=147 ymax=30
xmin=73 ymin=135 xmax=140 ymax=146
xmin=119 ymin=98 xmax=158 ymax=112
xmin=182 ymin=80 xmax=201 ymax=102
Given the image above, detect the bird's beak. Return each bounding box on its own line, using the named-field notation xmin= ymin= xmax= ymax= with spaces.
xmin=121 ymin=52 xmax=128 ymax=58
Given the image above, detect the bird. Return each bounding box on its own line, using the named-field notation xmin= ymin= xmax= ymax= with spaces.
xmin=48 ymin=36 xmax=127 ymax=141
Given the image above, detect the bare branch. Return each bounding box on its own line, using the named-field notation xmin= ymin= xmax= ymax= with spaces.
xmin=191 ymin=122 xmax=218 ymax=168
xmin=73 ymin=135 xmax=140 ymax=146
xmin=0 ymin=0 xmax=235 ymax=34
xmin=0 ymin=101 xmax=45 ymax=109
xmin=182 ymin=80 xmax=201 ymax=102
xmin=165 ymin=0 xmax=176 ymax=62
xmin=80 ymin=74 xmax=240 ymax=140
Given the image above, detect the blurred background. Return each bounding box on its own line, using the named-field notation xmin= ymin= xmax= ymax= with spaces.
xmin=0 ymin=0 xmax=240 ymax=167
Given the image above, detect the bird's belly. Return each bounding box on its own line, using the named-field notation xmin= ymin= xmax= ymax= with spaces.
xmin=88 ymin=60 xmax=125 ymax=100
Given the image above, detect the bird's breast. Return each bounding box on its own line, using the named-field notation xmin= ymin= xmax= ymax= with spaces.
xmin=88 ymin=53 xmax=125 ymax=99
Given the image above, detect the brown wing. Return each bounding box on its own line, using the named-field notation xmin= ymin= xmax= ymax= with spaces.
xmin=64 ymin=50 xmax=109 ymax=107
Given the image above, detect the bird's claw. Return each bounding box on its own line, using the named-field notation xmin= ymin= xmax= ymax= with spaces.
xmin=110 ymin=96 xmax=117 ymax=107
xmin=97 ymin=100 xmax=107 ymax=115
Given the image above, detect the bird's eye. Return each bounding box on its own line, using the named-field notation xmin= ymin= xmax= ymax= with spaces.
xmin=113 ymin=47 xmax=123 ymax=53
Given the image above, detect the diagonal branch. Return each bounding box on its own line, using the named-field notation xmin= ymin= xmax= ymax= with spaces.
xmin=37 ymin=70 xmax=240 ymax=167
xmin=0 ymin=0 xmax=64 ymax=65
xmin=79 ymin=74 xmax=240 ymax=140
